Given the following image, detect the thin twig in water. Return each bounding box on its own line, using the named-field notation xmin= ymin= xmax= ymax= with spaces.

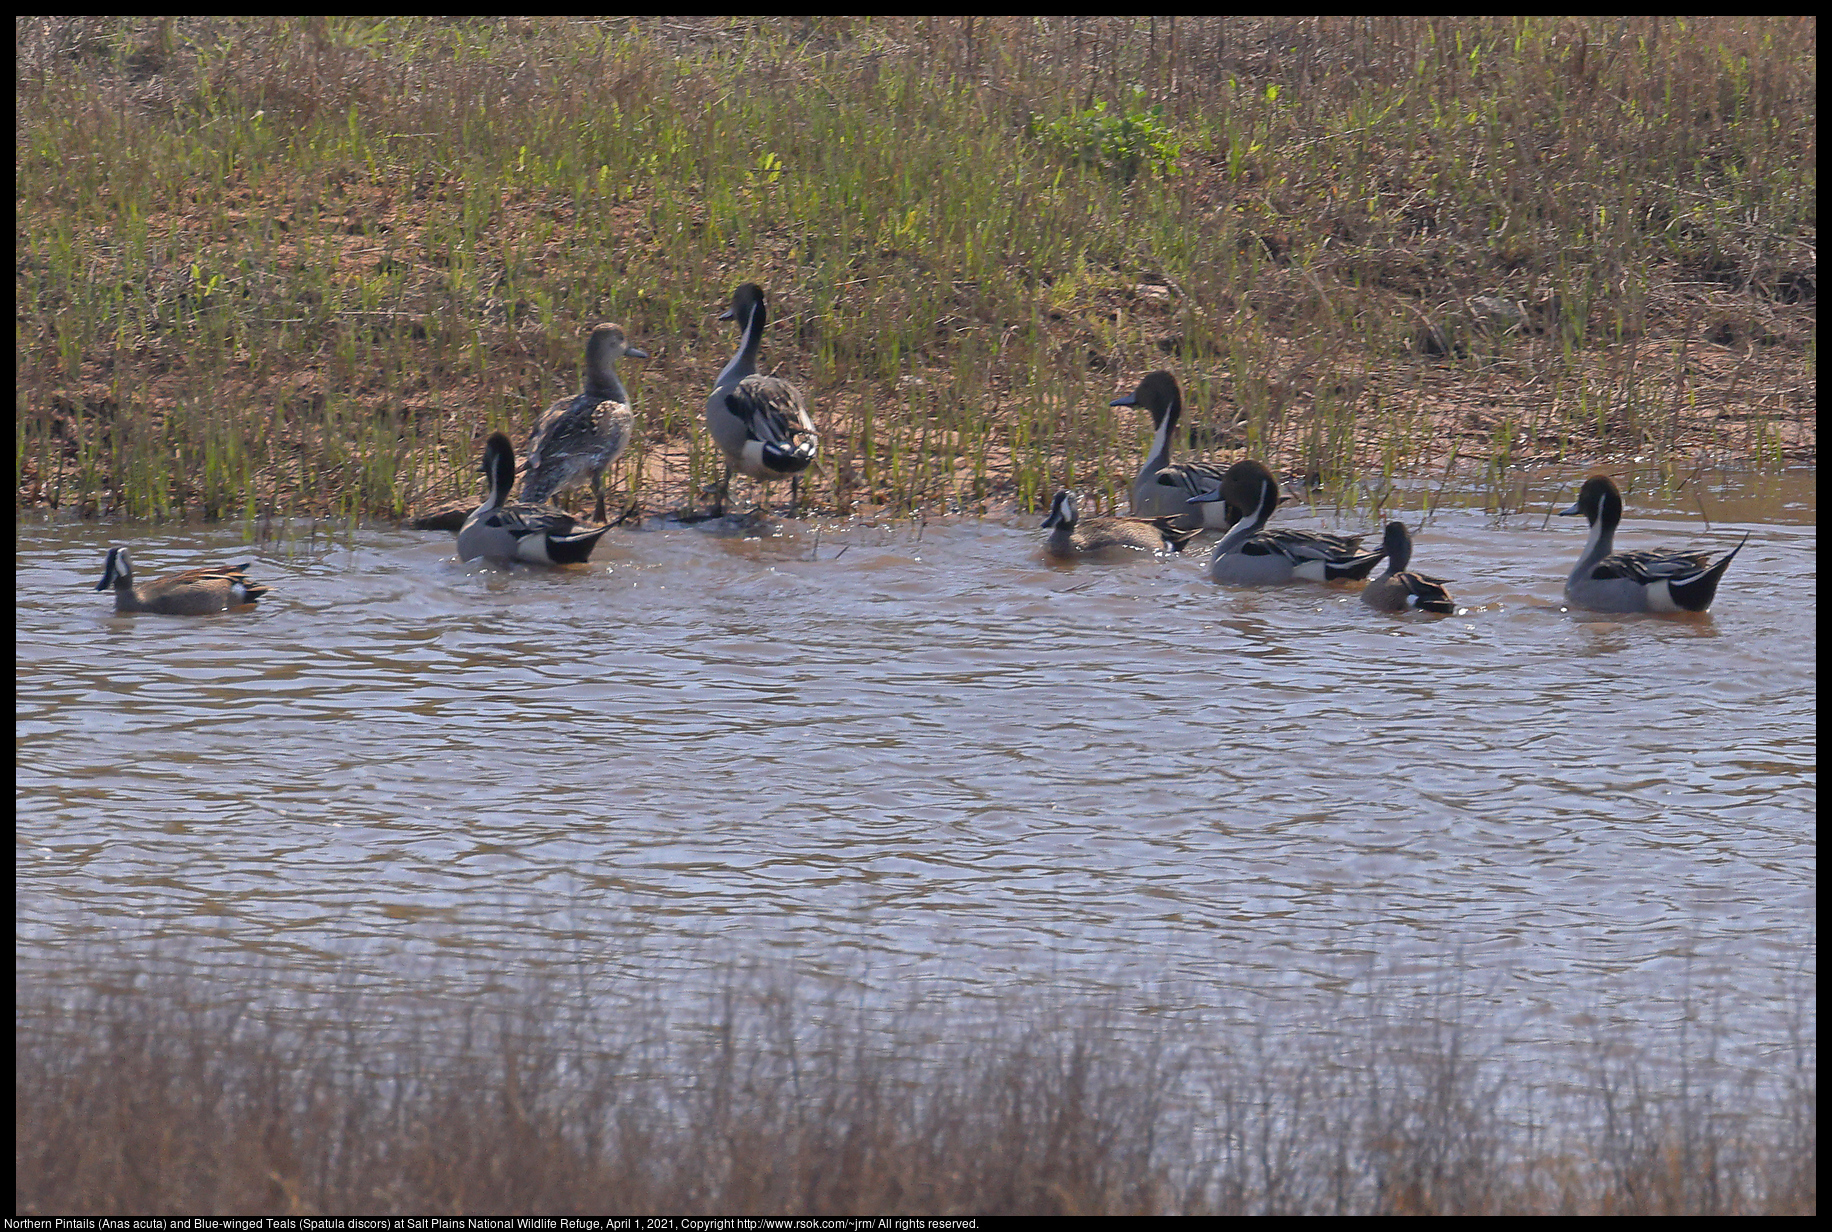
xmin=1692 ymin=483 xmax=1715 ymax=532
xmin=1538 ymin=478 xmax=1560 ymax=531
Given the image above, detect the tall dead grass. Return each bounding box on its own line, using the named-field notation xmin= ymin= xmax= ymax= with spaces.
xmin=15 ymin=953 xmax=1815 ymax=1215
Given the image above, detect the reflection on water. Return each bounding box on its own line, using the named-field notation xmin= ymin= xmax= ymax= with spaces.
xmin=15 ymin=469 xmax=1817 ymax=1072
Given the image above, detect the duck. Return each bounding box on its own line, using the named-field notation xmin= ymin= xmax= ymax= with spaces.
xmin=93 ymin=548 xmax=269 ymax=615
xmin=1187 ymin=460 xmax=1386 ymax=584
xmin=1361 ymin=522 xmax=1456 ymax=614
xmin=457 ymin=433 xmax=613 ymax=566
xmin=519 ymin=322 xmax=648 ymax=524
xmin=1040 ymin=489 xmax=1202 ymax=559
xmin=1109 ymin=370 xmax=1232 ymax=528
xmin=705 ymin=283 xmax=818 ymax=515
xmin=1558 ymin=474 xmax=1748 ymax=613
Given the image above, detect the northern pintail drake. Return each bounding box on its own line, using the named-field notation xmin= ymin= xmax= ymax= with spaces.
xmin=458 ymin=433 xmax=612 ymax=566
xmin=1110 ymin=370 xmax=1231 ymax=528
xmin=519 ymin=322 xmax=648 ymax=523
xmin=1361 ymin=522 xmax=1456 ymax=614
xmin=1189 ymin=460 xmax=1386 ymax=584
xmin=1558 ymin=474 xmax=1748 ymax=613
xmin=705 ymin=283 xmax=818 ymax=515
xmin=93 ymin=548 xmax=269 ymax=615
xmin=1040 ymin=489 xmax=1201 ymax=559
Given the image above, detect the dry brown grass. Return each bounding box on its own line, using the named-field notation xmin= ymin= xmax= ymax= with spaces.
xmin=15 ymin=955 xmax=1815 ymax=1216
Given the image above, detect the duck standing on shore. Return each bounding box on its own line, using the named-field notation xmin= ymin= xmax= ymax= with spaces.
xmin=705 ymin=283 xmax=818 ymax=516
xmin=520 ymin=322 xmax=649 ymax=524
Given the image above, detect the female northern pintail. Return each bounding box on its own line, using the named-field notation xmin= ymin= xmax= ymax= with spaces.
xmin=1109 ymin=370 xmax=1232 ymax=528
xmin=1188 ymin=460 xmax=1386 ymax=584
xmin=1040 ymin=489 xmax=1201 ymax=559
xmin=1558 ymin=474 xmax=1748 ymax=613
xmin=519 ymin=322 xmax=648 ymax=523
xmin=1361 ymin=522 xmax=1456 ymax=614
xmin=458 ymin=433 xmax=612 ymax=566
xmin=705 ymin=283 xmax=818 ymax=515
xmin=93 ymin=548 xmax=269 ymax=615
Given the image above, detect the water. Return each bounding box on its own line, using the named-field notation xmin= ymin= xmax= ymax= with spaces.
xmin=15 ymin=468 xmax=1816 ymax=1072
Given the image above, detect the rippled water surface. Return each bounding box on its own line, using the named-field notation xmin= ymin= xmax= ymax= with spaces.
xmin=16 ymin=470 xmax=1817 ymax=1065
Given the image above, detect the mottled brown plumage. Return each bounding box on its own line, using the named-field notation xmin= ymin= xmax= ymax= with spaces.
xmin=94 ymin=548 xmax=269 ymax=615
xmin=1361 ymin=522 xmax=1456 ymax=614
xmin=1040 ymin=490 xmax=1201 ymax=559
xmin=520 ymin=323 xmax=648 ymax=522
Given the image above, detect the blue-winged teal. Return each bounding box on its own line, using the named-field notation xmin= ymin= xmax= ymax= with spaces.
xmin=1361 ymin=522 xmax=1456 ymax=614
xmin=94 ymin=548 xmax=269 ymax=615
xmin=1040 ymin=489 xmax=1202 ymax=559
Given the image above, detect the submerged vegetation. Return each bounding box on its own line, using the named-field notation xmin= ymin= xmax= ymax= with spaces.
xmin=14 ymin=17 xmax=1816 ymax=521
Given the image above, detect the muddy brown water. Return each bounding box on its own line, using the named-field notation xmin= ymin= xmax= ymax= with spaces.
xmin=16 ymin=468 xmax=1815 ymax=1072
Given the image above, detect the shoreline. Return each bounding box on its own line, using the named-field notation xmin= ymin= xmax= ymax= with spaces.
xmin=17 ymin=18 xmax=1815 ymax=522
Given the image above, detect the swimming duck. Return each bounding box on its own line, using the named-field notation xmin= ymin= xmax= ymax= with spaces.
xmin=458 ymin=433 xmax=612 ymax=566
xmin=1040 ymin=489 xmax=1202 ymax=559
xmin=1361 ymin=522 xmax=1456 ymax=614
xmin=1558 ymin=474 xmax=1748 ymax=613
xmin=519 ymin=322 xmax=649 ymax=523
xmin=1110 ymin=370 xmax=1231 ymax=528
xmin=1188 ymin=460 xmax=1386 ymax=584
xmin=93 ymin=548 xmax=269 ymax=615
xmin=705 ymin=283 xmax=818 ymax=515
